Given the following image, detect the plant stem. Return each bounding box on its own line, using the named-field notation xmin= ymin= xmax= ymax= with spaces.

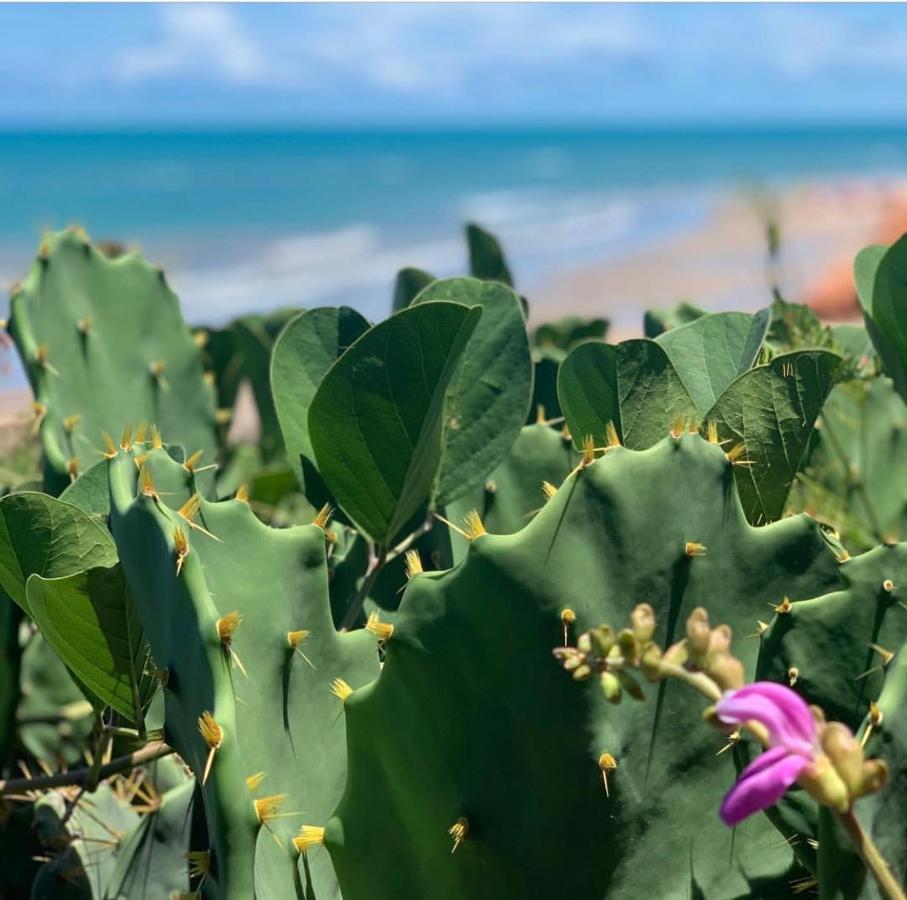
xmin=0 ymin=741 xmax=173 ymax=795
xmin=339 ymin=544 xmax=387 ymax=632
xmin=836 ymin=809 xmax=907 ymax=900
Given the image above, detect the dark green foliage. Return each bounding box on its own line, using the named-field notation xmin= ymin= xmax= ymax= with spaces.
xmin=466 ymin=222 xmax=513 ymax=286
xmin=413 ymin=278 xmax=533 ymax=505
xmin=533 ymin=315 xmax=609 ymax=351
xmin=643 ymin=300 xmax=706 ymax=338
xmin=559 ymin=323 xmax=841 ymax=524
xmin=392 ymin=267 xmax=435 ymax=312
xmin=308 ymin=302 xmax=481 ymax=544
xmin=271 ymin=307 xmax=370 ymax=506
xmin=200 ymin=309 xmax=300 ymax=461
xmin=855 ymin=239 xmax=907 ymax=404
xmin=656 ymin=309 xmax=770 ymax=416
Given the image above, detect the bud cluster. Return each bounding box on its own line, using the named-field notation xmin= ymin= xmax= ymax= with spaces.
xmin=552 ymin=603 xmax=663 ymax=704
xmin=553 ymin=603 xmax=747 ymax=701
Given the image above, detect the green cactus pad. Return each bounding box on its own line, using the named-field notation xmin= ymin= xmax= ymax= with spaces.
xmin=323 ymin=435 xmax=843 ymax=899
xmin=109 ymin=445 xmax=379 ymax=899
xmin=7 ymin=229 xmax=217 ymax=489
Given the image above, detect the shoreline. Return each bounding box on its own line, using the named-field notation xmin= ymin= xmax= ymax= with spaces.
xmin=529 ymin=176 xmax=905 ymax=338
xmin=1 ymin=175 xmax=904 ymax=415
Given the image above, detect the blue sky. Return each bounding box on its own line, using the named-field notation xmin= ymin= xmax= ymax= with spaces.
xmin=4 ymin=3 xmax=907 ymax=126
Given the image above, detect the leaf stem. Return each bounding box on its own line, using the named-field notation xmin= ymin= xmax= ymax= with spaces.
xmin=339 ymin=543 xmax=387 ymax=632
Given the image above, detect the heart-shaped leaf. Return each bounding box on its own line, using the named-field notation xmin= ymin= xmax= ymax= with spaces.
xmin=271 ymin=307 xmax=370 ymax=497
xmin=413 ymin=278 xmax=532 ymax=505
xmin=702 ymin=350 xmax=841 ymax=524
xmin=309 ymin=302 xmax=481 ymax=544
xmin=0 ymin=492 xmax=117 ymax=614
xmin=558 ymin=339 xmax=696 ymax=449
xmin=656 ymin=310 xmax=770 ymax=416
xmin=26 ymin=564 xmax=155 ymax=724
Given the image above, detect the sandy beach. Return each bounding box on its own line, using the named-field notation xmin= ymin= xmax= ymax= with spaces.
xmin=533 ymin=176 xmax=907 ymax=337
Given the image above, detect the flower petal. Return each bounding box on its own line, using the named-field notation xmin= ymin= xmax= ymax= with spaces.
xmin=716 ymin=682 xmax=815 ymax=750
xmin=720 ymin=746 xmax=808 ymax=826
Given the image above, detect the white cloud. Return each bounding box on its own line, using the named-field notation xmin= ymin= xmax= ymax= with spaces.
xmin=113 ymin=6 xmax=266 ymax=84
xmin=300 ymin=5 xmax=654 ymax=96
xmin=107 ymin=4 xmax=653 ymax=96
xmin=766 ymin=8 xmax=907 ymax=80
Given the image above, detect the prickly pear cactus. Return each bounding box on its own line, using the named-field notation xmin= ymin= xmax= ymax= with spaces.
xmin=108 ymin=443 xmax=379 ymax=899
xmin=7 ymin=229 xmax=217 ymax=491
xmin=446 ymin=422 xmax=576 ymax=559
xmin=311 ymin=435 xmax=844 ymax=899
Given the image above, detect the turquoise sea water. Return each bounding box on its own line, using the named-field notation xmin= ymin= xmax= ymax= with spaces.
xmin=1 ymin=126 xmax=906 ymax=333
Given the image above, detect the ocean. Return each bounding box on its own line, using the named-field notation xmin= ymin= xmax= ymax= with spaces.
xmin=1 ymin=125 xmax=906 ymax=342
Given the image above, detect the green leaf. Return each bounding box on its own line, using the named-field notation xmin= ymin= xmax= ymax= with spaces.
xmin=466 ymin=222 xmax=513 ymax=286
xmin=656 ymin=310 xmax=770 ymax=416
xmin=855 ymin=241 xmax=907 ymax=402
xmin=309 ymin=302 xmax=482 ymax=544
xmin=702 ymin=350 xmax=841 ymax=524
xmin=26 ymin=564 xmax=154 ymax=723
xmin=618 ymin=340 xmax=698 ymax=447
xmin=557 ymin=341 xmax=618 ymax=446
xmin=558 ymin=339 xmax=697 ymax=450
xmin=393 ymin=267 xmax=435 ymax=312
xmin=271 ymin=307 xmax=370 ymax=493
xmin=0 ymin=492 xmax=116 ymax=614
xmin=413 ymin=278 xmax=532 ymax=505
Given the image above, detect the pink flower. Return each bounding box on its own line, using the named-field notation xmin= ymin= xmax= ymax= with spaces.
xmin=714 ymin=682 xmax=817 ymax=826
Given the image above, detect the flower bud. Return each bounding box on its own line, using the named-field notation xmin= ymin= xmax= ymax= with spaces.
xmin=590 ymin=625 xmax=615 ymax=658
xmin=686 ymin=608 xmax=711 ymax=656
xmin=821 ymin=722 xmax=864 ymax=795
xmin=708 ymin=624 xmax=732 ymax=655
xmin=572 ymin=664 xmax=592 ymax=681
xmin=663 ymin=639 xmax=688 ymax=666
xmin=617 ymin=629 xmax=639 ymax=665
xmin=798 ymin=754 xmax=851 ymax=814
xmin=630 ymin=603 xmax=656 ymax=643
xmin=707 ymin=652 xmax=745 ymax=691
xmin=601 ymin=672 xmax=622 ymax=703
xmin=856 ymin=759 xmax=890 ymax=798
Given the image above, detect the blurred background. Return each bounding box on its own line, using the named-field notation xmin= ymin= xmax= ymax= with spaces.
xmin=3 ymin=2 xmax=907 ymax=389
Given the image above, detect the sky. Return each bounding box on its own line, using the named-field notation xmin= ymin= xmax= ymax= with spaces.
xmin=3 ymin=3 xmax=907 ymax=127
